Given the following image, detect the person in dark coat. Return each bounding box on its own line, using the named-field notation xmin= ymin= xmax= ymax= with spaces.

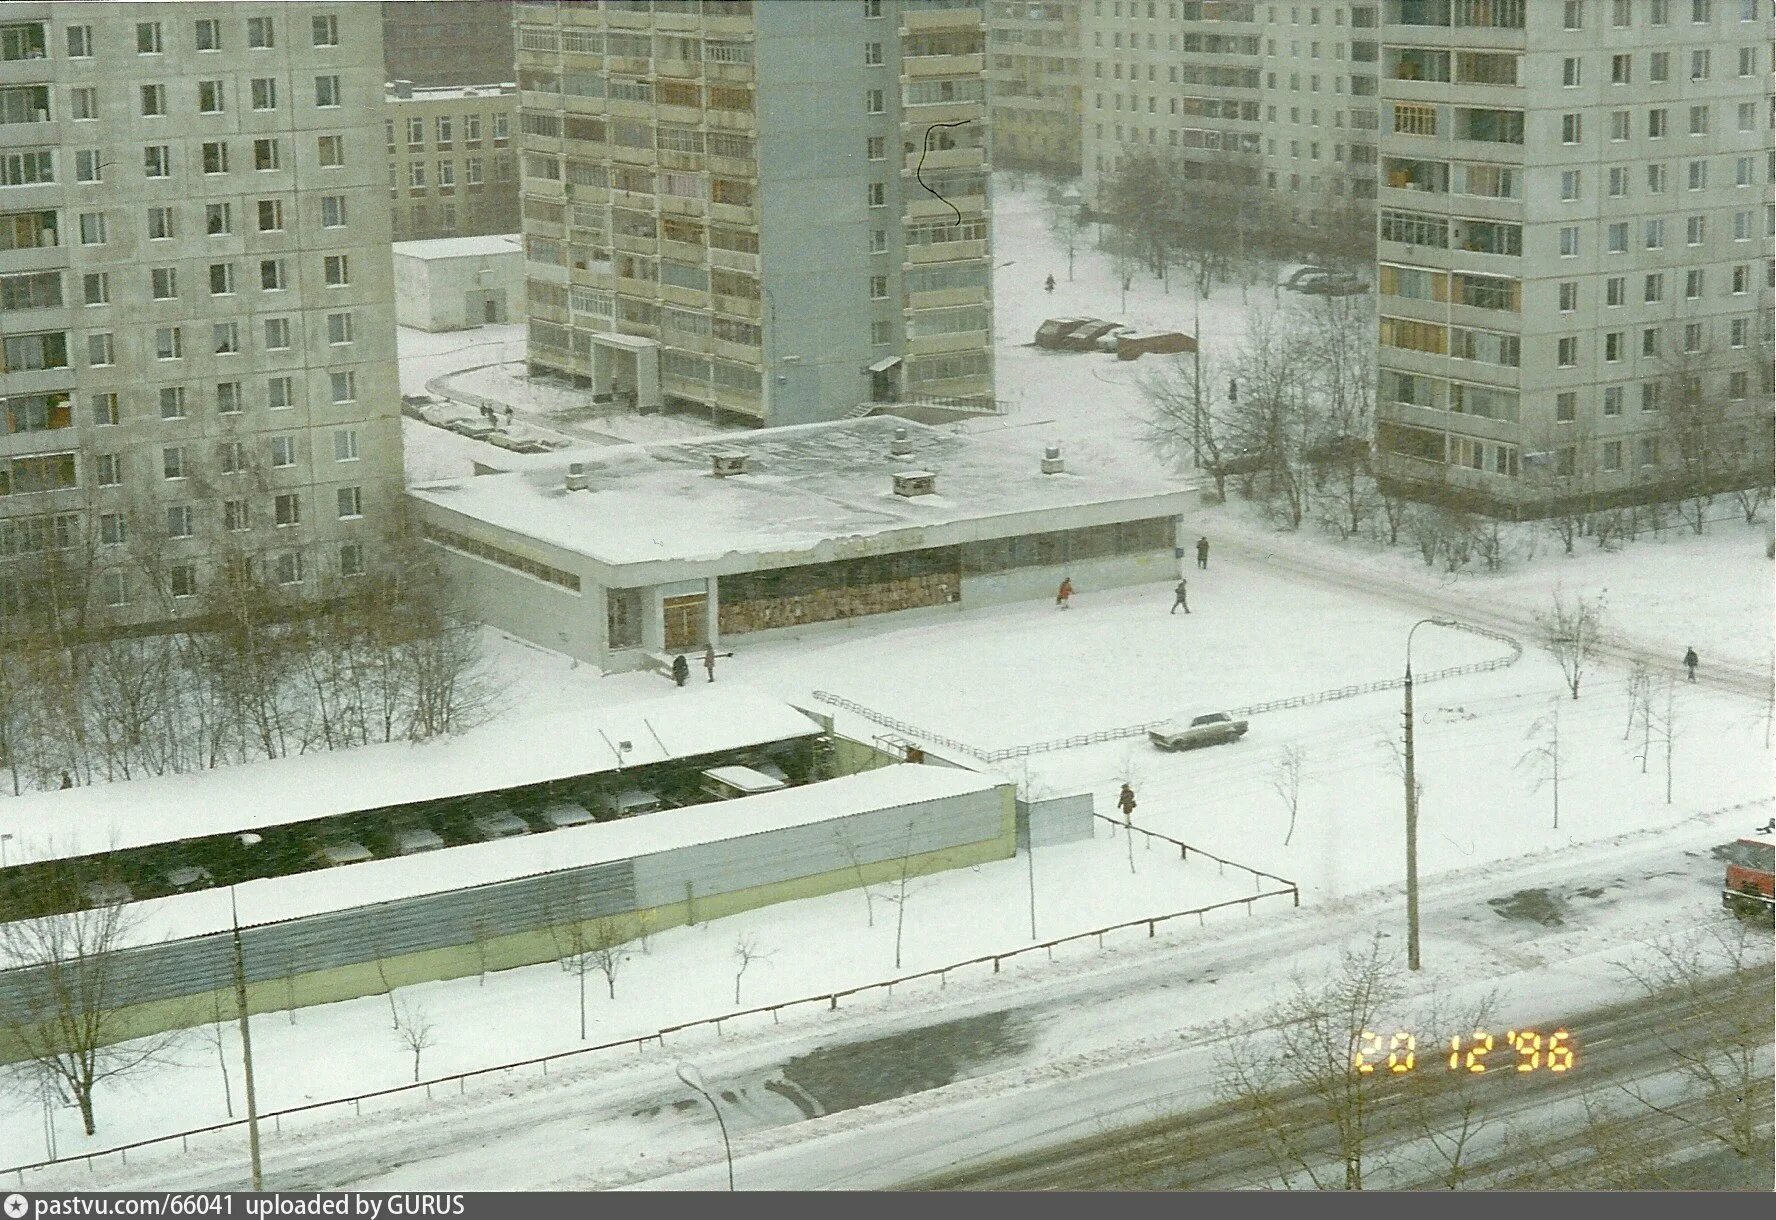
xmin=671 ymin=654 xmax=690 ymax=687
xmin=504 ymin=404 xmax=514 ymax=425
xmin=1117 ymin=783 xmax=1137 ymax=819
xmin=1056 ymin=576 xmax=1074 ymax=609
xmin=59 ymin=770 xmax=73 ymax=789
xmin=1044 ymin=274 xmax=1056 ymax=293
xmin=1170 ymin=578 xmax=1190 ymax=615
xmin=703 ymin=643 xmax=718 ymax=682
xmin=1196 ymin=535 xmax=1210 ymax=569
xmin=1683 ymin=646 xmax=1699 ymax=682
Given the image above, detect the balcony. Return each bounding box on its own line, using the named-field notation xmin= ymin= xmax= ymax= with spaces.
xmin=902 ymin=7 xmax=983 ymax=32
xmin=658 ymin=282 xmax=708 ymax=310
xmin=711 ymin=292 xmax=760 ymax=320
xmin=900 ymin=100 xmax=982 ymax=126
xmin=709 ymin=200 xmax=756 ymax=226
xmin=904 ymin=145 xmax=985 ymax=173
xmin=659 ymin=237 xmax=707 ymax=264
xmin=704 ymin=108 xmax=756 ymax=132
xmin=907 ymin=239 xmax=986 ymax=265
xmin=905 ymin=192 xmax=986 ymax=221
xmin=658 ymin=193 xmax=706 ymax=218
xmin=903 ymin=52 xmax=985 ymax=79
xmin=613 ymin=231 xmax=656 ymax=255
xmin=707 ymin=247 xmax=759 ymax=274
xmin=907 ymin=329 xmax=988 ymax=357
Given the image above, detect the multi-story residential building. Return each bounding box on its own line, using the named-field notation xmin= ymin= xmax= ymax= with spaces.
xmin=987 ymin=0 xmax=1084 ymax=176
xmin=1375 ymin=0 xmax=1775 ymax=515
xmin=0 ymin=3 xmax=402 ymax=626
xmin=512 ymin=0 xmax=994 ymax=427
xmin=386 ymin=81 xmax=521 ymax=241
xmin=1078 ymin=2 xmax=1380 ymax=232
xmin=381 ymin=0 xmax=516 ymax=89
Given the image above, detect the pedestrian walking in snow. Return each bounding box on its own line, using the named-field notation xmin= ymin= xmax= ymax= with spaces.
xmin=703 ymin=643 xmax=718 ymax=682
xmin=1117 ymin=783 xmax=1137 ymax=818
xmin=1196 ymin=535 xmax=1210 ymax=570
xmin=1170 ymin=579 xmax=1191 ymax=615
xmin=1683 ymin=646 xmax=1699 ymax=682
xmin=59 ymin=770 xmax=73 ymax=789
xmin=1056 ymin=576 xmax=1074 ymax=609
xmin=504 ymin=404 xmax=514 ymax=425
xmin=671 ymin=654 xmax=690 ymax=687
xmin=1044 ymin=274 xmax=1055 ymax=293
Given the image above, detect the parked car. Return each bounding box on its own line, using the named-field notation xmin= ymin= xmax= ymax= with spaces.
xmin=1148 ymin=712 xmax=1250 ymax=752
xmin=164 ymin=865 xmax=215 ymax=893
xmin=1035 ymin=317 xmax=1096 ymax=349
xmin=1061 ymin=319 xmax=1127 ymax=351
xmin=1305 ymin=433 xmax=1372 ymax=468
xmin=1206 ymin=447 xmax=1270 ymax=477
xmin=1115 ymin=331 xmax=1198 ymax=361
xmin=1301 ymin=273 xmax=1370 ymax=296
xmin=1279 ymin=264 xmax=1334 ymax=292
xmin=598 ymin=787 xmax=664 ymax=820
xmin=447 ymin=416 xmax=496 ymax=439
xmin=393 ymin=827 xmax=446 ymax=856
xmin=1093 ymin=324 xmax=1137 ymax=353
xmin=540 ymin=801 xmax=596 ymax=830
xmin=699 ymin=765 xmax=789 ymax=801
xmin=488 ymin=433 xmax=553 ymax=454
xmin=81 ymin=880 xmax=134 ymax=908
xmin=473 ymin=811 xmax=531 ymax=840
xmin=318 ymin=840 xmax=373 ymax=867
xmin=1720 ymin=832 xmax=1774 ymax=921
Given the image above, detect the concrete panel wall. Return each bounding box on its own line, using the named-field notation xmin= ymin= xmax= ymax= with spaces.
xmin=1016 ymin=793 xmax=1096 ymax=849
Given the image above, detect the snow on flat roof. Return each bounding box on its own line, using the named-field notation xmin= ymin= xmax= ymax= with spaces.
xmin=386 ymin=83 xmax=516 ymax=102
xmin=99 ymin=765 xmax=1005 ymax=947
xmin=3 ymin=687 xmax=824 ymax=865
xmin=393 ymin=234 xmax=521 ymax=262
xmin=409 ymin=417 xmax=1200 ymax=568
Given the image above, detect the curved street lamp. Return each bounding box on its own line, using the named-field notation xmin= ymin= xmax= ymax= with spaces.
xmin=676 ymin=1062 xmax=734 ymax=1191
xmin=1404 ymin=617 xmax=1458 ymax=972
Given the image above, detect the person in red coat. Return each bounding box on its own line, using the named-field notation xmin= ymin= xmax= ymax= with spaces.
xmin=1056 ymin=576 xmax=1074 ymax=609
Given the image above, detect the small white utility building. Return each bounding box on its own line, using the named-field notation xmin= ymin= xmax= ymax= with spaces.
xmin=392 ymin=234 xmax=524 ymax=331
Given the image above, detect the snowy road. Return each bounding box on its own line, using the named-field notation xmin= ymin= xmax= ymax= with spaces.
xmin=33 ymin=804 xmax=1762 ymax=1192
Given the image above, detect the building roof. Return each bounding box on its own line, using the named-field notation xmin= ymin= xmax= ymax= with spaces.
xmin=409 ymin=417 xmax=1201 ymax=571
xmin=393 ymin=234 xmax=522 ymax=262
xmin=385 ymin=82 xmax=516 ymax=102
xmin=74 ymin=765 xmax=1007 ymax=948
xmin=2 ymin=687 xmax=825 ymax=865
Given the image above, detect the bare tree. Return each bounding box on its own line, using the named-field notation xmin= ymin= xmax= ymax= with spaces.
xmin=883 ymin=820 xmax=931 ymax=971
xmin=1623 ymin=661 xmax=1653 ymax=742
xmin=0 ymin=877 xmax=181 ymax=1135
xmin=731 ymin=933 xmax=772 ymax=1006
xmin=832 ymin=825 xmax=880 ymax=928
xmin=1391 ymin=989 xmax=1498 ymax=1190
xmin=1271 ymin=744 xmax=1305 ymax=847
xmin=1136 ymin=349 xmax=1231 ymax=495
xmin=1213 ymin=935 xmax=1403 ymax=1189
xmin=1517 ymin=702 xmax=1562 ymax=830
xmin=1046 ymin=193 xmax=1085 ymax=282
xmin=1615 ymin=922 xmax=1773 ymax=1160
xmin=1649 ymin=677 xmax=1680 ymax=804
xmin=1533 ymin=590 xmax=1608 ymax=700
xmin=392 ymin=1000 xmax=436 ymax=1083
xmin=191 ymin=993 xmax=235 ymax=1118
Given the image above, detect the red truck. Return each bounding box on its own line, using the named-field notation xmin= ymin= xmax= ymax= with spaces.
xmin=1721 ymin=831 xmax=1774 ymax=921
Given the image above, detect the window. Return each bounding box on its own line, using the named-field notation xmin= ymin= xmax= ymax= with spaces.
xmin=1645 ymin=218 xmax=1664 ymax=249
xmin=1604 ymin=331 xmax=1624 ymax=361
xmin=150 ymin=267 xmax=178 ymax=300
xmin=1611 ymin=54 xmax=1631 ymax=84
xmin=1732 ymin=264 xmax=1750 ymax=294
xmin=66 ymin=25 xmax=92 ymax=57
xmin=1728 ymin=371 xmax=1749 ymax=398
xmin=869 ymin=275 xmax=890 ymax=301
xmin=1608 ymin=166 xmax=1628 ymax=197
xmin=409 ymin=163 xmax=427 ymax=188
xmin=213 ymin=321 xmax=240 ymax=355
xmin=323 ymin=255 xmax=349 ymax=286
xmin=1558 ymin=281 xmax=1578 ymax=312
xmin=340 ymin=543 xmax=364 ymax=578
xmin=196 ymin=17 xmax=220 ymax=51
xmin=320 ymin=195 xmax=348 ymax=229
xmin=165 ymin=504 xmax=193 ymax=539
xmin=866 ymin=89 xmax=885 ymax=114
xmin=865 ymin=41 xmax=883 ymax=65
xmin=406 ymin=117 xmax=424 ymax=147
xmin=137 ymin=21 xmax=163 ymax=53
xmin=1604 ymin=386 xmax=1624 ymax=416
xmin=333 ymin=429 xmax=359 ymax=462
xmin=1650 ymin=51 xmax=1669 ymax=82
xmin=170 ymin=565 xmax=197 ymax=599
xmin=1733 ymin=210 xmax=1753 ymax=240
xmin=1562 ymin=57 xmax=1581 ymax=87
xmin=1692 ymin=0 xmax=1712 ymax=17
xmin=437 ymin=160 xmax=454 ymax=187
xmin=1559 ymin=226 xmax=1580 ymax=257
xmin=263 ymin=318 xmax=291 ymax=350
xmin=1687 ymin=160 xmax=1707 ymax=190
xmin=99 ymin=513 xmax=126 ymax=547
xmin=260 ymin=259 xmax=287 ymax=291
xmin=867 ymin=136 xmax=886 ymax=161
xmin=154 ymin=327 xmax=182 ymax=360
xmin=275 ymin=553 xmax=303 ymax=587
xmin=143 ymin=145 xmax=171 ymax=177
xmin=274 ymin=492 xmax=301 ymax=526
xmin=162 ymin=446 xmax=185 ymax=480
xmin=1602 ymin=441 xmax=1623 ymax=473
xmin=312 ymin=14 xmax=339 ymax=46
xmin=1 ymin=150 xmax=54 ymax=186
xmin=1687 ymin=269 xmax=1705 ymax=298
xmin=253 ymin=139 xmax=280 ymax=172
xmin=82 ymin=273 xmax=109 ymax=305
xmin=1687 ymin=216 xmax=1706 ymax=245
xmin=1647 ymin=163 xmax=1666 ymax=193
xmin=1560 ymin=170 xmax=1580 ymax=200
xmin=465 ymin=158 xmax=483 ymax=186
xmin=1683 ymin=322 xmax=1703 ymax=352
xmin=329 ymin=371 xmax=356 ymax=403
xmin=1736 ymin=156 xmax=1754 ymax=187
xmin=267 ymin=376 xmax=294 ymax=410
xmin=1648 ymin=109 xmax=1667 ymax=139
xmin=870 ymin=228 xmax=887 ymax=255
xmin=223 ymin=499 xmax=249 ymax=532
xmin=1563 ymin=1 xmax=1584 ymax=28
xmin=140 ymin=83 xmax=166 ymax=116
xmin=1642 ymin=327 xmax=1661 ymax=357
xmin=868 ymin=182 xmax=886 ymax=208
xmin=78 ymin=211 xmax=105 ymax=245
xmin=1557 ymin=336 xmax=1578 ymax=367
xmin=1644 ymin=273 xmax=1665 ymax=303
xmin=1688 ymin=104 xmax=1709 ymax=134
xmin=251 ymin=78 xmax=277 ymax=110
xmin=315 ymin=75 xmax=341 ymax=108
xmin=1556 ymin=392 xmax=1577 ymax=422
xmin=1730 ymin=317 xmax=1749 ymax=347
xmin=257 ymin=199 xmax=283 ymax=231
xmin=336 ymin=486 xmax=362 ymax=519
xmin=71 ymin=88 xmax=97 ymax=121
xmin=270 ymin=435 xmax=296 ymax=467
xmin=217 ymin=382 xmax=242 ymax=415
xmin=1740 ymin=46 xmax=1757 ymax=76
xmin=74 ymin=150 xmax=103 ymax=183
xmin=206 ymin=203 xmax=233 ymax=236
xmin=1561 ymin=114 xmax=1582 ymax=145
xmin=314 ymin=135 xmax=344 ymax=168
xmin=871 ymin=319 xmax=893 ymax=346
xmin=202 ymin=141 xmax=228 ymax=174
xmin=247 ymin=17 xmax=274 ymax=48
xmin=85 ymin=332 xmax=113 ymax=366
xmin=1642 ymin=382 xmax=1662 ymax=412
xmin=326 ymin=312 xmax=353 ymax=345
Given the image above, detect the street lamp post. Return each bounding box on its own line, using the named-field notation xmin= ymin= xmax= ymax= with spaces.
xmin=1 ymin=832 xmax=13 ymax=868
xmin=676 ymin=1063 xmax=734 ymax=1191
xmin=231 ymin=834 xmax=264 ymax=1190
xmin=1404 ymin=617 xmax=1457 ymax=972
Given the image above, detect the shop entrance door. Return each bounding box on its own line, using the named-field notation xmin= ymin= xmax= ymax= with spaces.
xmin=662 ymin=593 xmax=708 ymax=652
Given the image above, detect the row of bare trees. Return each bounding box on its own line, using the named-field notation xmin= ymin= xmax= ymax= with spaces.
xmin=0 ymin=519 xmax=496 ymax=795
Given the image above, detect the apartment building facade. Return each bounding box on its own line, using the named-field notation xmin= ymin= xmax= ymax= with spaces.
xmin=1375 ymin=0 xmax=1775 ymax=514
xmin=386 ymin=82 xmax=521 ymax=242
xmin=512 ymin=0 xmax=994 ymax=428
xmin=0 ymin=2 xmax=402 ymax=626
xmin=381 ymin=0 xmax=517 ymax=89
xmin=987 ymin=0 xmax=1084 ymax=176
xmin=1078 ymin=1 xmax=1380 ymax=231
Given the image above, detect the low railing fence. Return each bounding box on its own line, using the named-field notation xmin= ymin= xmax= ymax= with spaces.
xmin=812 ymin=622 xmax=1522 ymax=762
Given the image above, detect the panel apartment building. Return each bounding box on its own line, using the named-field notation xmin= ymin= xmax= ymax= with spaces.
xmin=386 ymin=80 xmax=521 ymax=242
xmin=1079 ymin=2 xmax=1380 ymax=232
xmin=1374 ymin=0 xmax=1775 ymax=515
xmin=512 ymin=0 xmax=994 ymax=428
xmin=986 ymin=0 xmax=1084 ymax=177
xmin=0 ymin=3 xmax=402 ymax=625
xmin=382 ymin=0 xmax=518 ymax=90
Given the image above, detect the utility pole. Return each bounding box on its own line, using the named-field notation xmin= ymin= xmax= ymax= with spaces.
xmin=230 ymin=887 xmax=264 ymax=1190
xmin=1403 ymin=618 xmax=1456 ymax=972
xmin=1026 ymin=821 xmax=1038 ymax=940
xmin=1191 ymin=297 xmax=1203 ymax=467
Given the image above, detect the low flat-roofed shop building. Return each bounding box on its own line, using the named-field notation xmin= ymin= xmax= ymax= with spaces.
xmin=392 ymin=234 xmax=524 ymax=331
xmin=407 ymin=417 xmax=1201 ymax=672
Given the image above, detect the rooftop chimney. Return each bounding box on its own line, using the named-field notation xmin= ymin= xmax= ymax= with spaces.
xmin=889 ymin=427 xmax=915 ymax=459
xmin=892 ymin=470 xmax=936 ymax=498
xmin=711 ymin=451 xmax=749 ymax=477
xmin=565 ymin=462 xmax=588 ymax=492
xmin=392 ymin=79 xmax=414 ymax=100
xmin=1041 ymin=445 xmax=1065 ymax=475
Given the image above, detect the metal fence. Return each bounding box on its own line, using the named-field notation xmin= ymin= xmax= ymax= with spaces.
xmin=812 ymin=621 xmax=1522 ymax=762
